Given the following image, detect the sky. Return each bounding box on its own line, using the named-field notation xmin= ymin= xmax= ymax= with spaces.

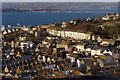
xmin=1 ymin=0 xmax=120 ymax=2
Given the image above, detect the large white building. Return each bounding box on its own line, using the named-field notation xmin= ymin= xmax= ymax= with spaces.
xmin=46 ymin=28 xmax=93 ymax=40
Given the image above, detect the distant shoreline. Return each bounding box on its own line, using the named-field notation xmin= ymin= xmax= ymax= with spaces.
xmin=32 ymin=11 xmax=118 ymax=13
xmin=2 ymin=11 xmax=118 ymax=13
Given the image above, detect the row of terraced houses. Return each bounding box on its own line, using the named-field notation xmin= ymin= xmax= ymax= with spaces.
xmin=46 ymin=27 xmax=94 ymax=40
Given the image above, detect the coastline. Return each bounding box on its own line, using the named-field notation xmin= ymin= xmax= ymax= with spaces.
xmin=2 ymin=11 xmax=118 ymax=13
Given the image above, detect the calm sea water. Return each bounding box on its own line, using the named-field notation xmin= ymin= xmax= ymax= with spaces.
xmin=2 ymin=9 xmax=117 ymax=26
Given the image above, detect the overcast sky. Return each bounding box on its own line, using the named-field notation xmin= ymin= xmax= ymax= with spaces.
xmin=2 ymin=0 xmax=120 ymax=2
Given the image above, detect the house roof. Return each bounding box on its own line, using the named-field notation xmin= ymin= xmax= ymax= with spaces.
xmin=70 ymin=55 xmax=78 ymax=58
xmin=98 ymin=55 xmax=107 ymax=59
xmin=24 ymin=26 xmax=30 ymax=28
xmin=84 ymin=58 xmax=93 ymax=62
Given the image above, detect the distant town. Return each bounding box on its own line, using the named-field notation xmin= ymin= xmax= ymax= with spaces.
xmin=1 ymin=2 xmax=118 ymax=13
xmin=1 ymin=12 xmax=120 ymax=79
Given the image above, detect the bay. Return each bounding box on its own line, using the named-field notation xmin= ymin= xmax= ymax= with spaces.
xmin=2 ymin=9 xmax=116 ymax=26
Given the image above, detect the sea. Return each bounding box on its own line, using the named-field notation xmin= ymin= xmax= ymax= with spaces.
xmin=2 ymin=9 xmax=118 ymax=26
